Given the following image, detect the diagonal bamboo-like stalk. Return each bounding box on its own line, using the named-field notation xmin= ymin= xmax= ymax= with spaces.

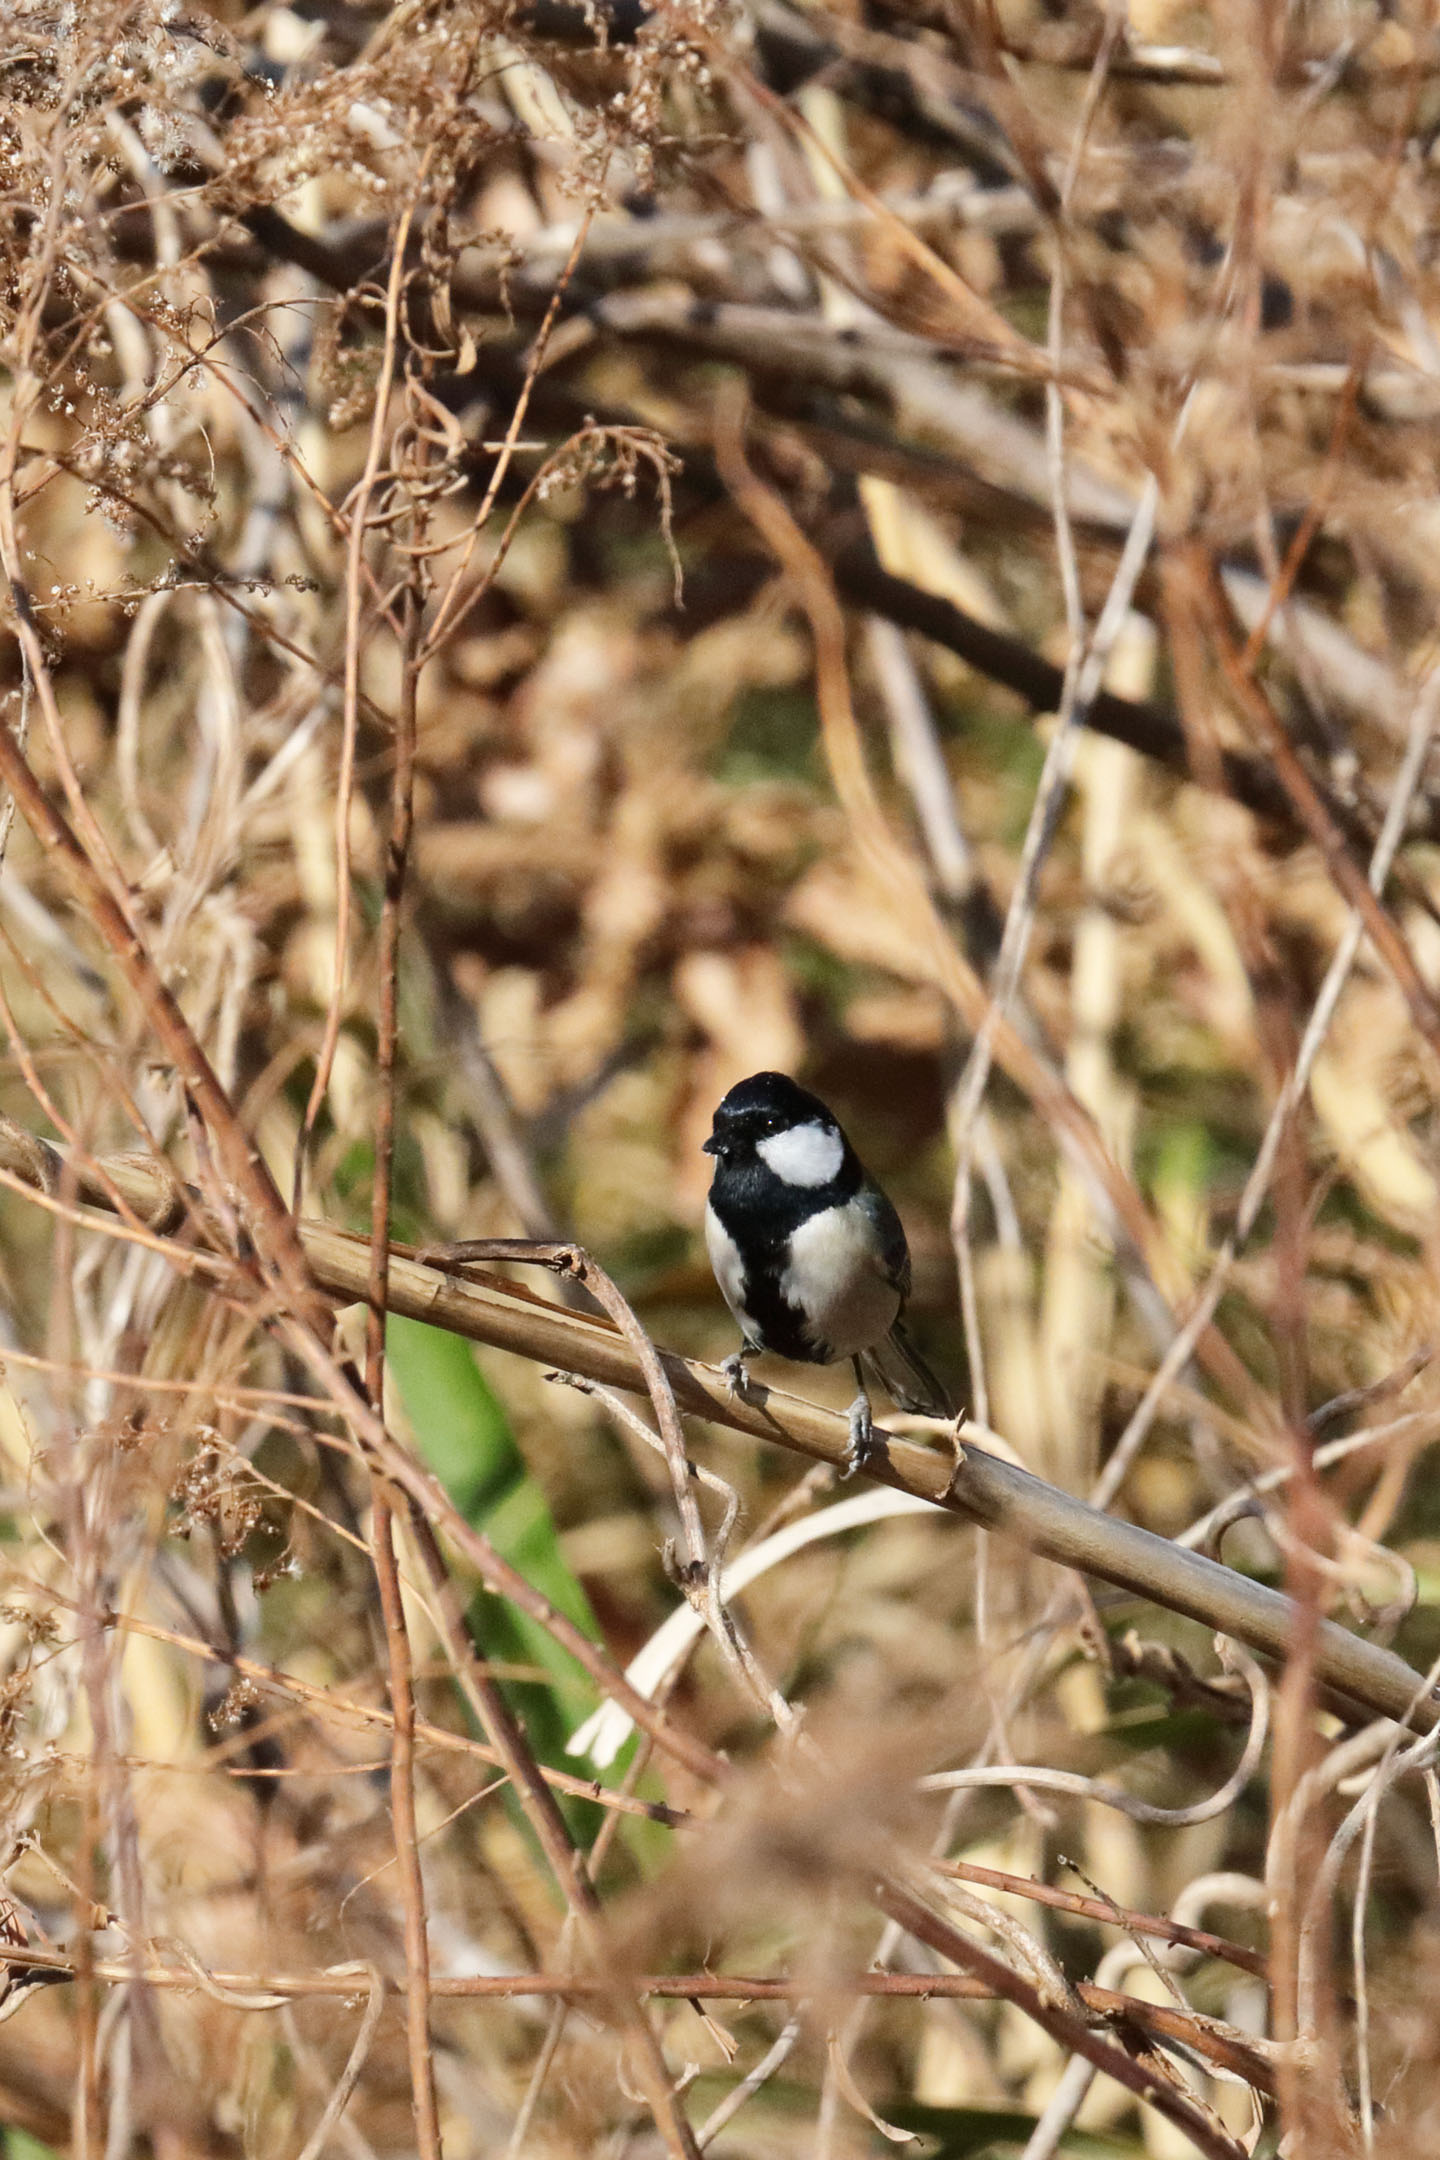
xmin=1 ymin=1118 xmax=1433 ymax=1738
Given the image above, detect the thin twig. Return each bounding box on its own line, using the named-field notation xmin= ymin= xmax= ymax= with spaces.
xmin=401 ymin=1510 xmax=703 ymax=2160
xmin=425 ymin=1239 xmax=797 ymax=1733
xmin=293 ymin=197 xmax=418 ymax=1218
xmin=921 ymin=1641 xmax=1268 ymax=1824
xmin=0 ymin=653 xmax=325 ymax=1334
xmin=934 ymin=1858 xmax=1268 ymax=1978
xmin=363 ymin=555 xmax=441 ymax=2153
xmin=1 ymin=1124 xmax=1434 ymax=1734
xmin=714 ymin=394 xmax=1264 ymax=1435
xmin=293 ymin=1965 xmax=386 ymax=2160
xmin=0 ymin=1945 xmax=1281 ymax=2013
xmin=1197 ymin=548 xmax=1440 ymax=1054
xmin=1092 ymin=650 xmax=1440 ymax=1509
xmin=697 ymin=2016 xmax=803 ymax=2149
xmin=877 ymin=1875 xmax=1253 ymax=2158
xmin=70 ymin=1600 xmax=689 ymax=1827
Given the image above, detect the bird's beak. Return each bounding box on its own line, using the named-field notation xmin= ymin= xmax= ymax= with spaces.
xmin=701 ymin=1133 xmax=720 ymax=1157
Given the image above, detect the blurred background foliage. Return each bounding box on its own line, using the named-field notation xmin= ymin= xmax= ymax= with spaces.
xmin=2 ymin=0 xmax=1440 ymax=2152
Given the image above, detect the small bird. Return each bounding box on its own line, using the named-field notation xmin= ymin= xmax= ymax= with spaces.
xmin=702 ymin=1070 xmax=952 ymax=1472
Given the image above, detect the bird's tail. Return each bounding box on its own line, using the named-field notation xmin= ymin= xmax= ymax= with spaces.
xmin=863 ymin=1319 xmax=955 ymax=1420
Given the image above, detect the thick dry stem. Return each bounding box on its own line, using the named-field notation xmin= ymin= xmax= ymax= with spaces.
xmin=1 ymin=1123 xmax=1433 ymax=1739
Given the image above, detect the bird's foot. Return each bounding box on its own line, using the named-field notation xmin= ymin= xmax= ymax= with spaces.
xmin=721 ymin=1351 xmax=755 ymax=1401
xmin=841 ymin=1393 xmax=883 ymax=1479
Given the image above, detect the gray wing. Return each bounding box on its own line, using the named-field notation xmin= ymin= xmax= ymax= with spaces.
xmin=856 ymin=1179 xmax=912 ymax=1300
xmin=856 ymin=1181 xmax=956 ymax=1417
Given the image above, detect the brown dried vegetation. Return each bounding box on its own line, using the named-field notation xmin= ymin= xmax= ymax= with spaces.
xmin=2 ymin=0 xmax=1440 ymax=2154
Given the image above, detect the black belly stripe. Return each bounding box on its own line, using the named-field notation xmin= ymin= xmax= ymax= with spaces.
xmin=735 ymin=1252 xmax=831 ymax=1365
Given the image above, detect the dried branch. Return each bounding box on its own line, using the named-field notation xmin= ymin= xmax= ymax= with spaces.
xmin=0 ymin=1121 xmax=1433 ymax=1735
xmin=877 ymin=1875 xmax=1253 ymax=2160
xmin=364 ymin=555 xmax=440 ymax=2153
xmin=934 ymin=1860 xmax=1268 ymax=1980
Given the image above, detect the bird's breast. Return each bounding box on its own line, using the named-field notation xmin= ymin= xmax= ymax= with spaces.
xmin=780 ymin=1201 xmax=901 ymax=1361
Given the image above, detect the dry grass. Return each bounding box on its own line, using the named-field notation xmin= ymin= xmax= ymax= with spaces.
xmin=2 ymin=0 xmax=1440 ymax=2153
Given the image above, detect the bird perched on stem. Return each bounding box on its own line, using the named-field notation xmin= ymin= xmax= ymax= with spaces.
xmin=702 ymin=1070 xmax=953 ymax=1472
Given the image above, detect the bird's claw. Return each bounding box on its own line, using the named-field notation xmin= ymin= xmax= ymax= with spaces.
xmin=721 ymin=1351 xmax=754 ymax=1401
xmin=841 ymin=1394 xmax=883 ymax=1479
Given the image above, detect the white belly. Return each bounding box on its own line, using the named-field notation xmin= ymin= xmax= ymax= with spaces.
xmin=781 ymin=1202 xmax=900 ymax=1360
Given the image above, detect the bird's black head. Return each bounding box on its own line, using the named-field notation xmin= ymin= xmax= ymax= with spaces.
xmin=702 ymin=1071 xmax=851 ymax=1188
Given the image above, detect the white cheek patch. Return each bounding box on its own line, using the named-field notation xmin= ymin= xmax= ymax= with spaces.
xmin=756 ymin=1121 xmax=844 ymax=1187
